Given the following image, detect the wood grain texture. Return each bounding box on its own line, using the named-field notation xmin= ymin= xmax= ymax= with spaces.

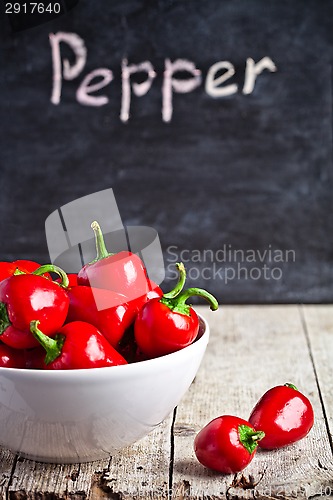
xmin=90 ymin=415 xmax=173 ymax=499
xmin=0 ymin=448 xmax=17 ymax=500
xmin=0 ymin=306 xmax=332 ymax=499
xmin=7 ymin=456 xmax=109 ymax=499
xmin=6 ymin=416 xmax=173 ymax=499
xmin=301 ymin=305 xmax=333 ymax=449
xmin=171 ymin=306 xmax=333 ymax=499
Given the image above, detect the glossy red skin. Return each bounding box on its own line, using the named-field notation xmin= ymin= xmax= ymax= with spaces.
xmin=41 ymin=321 xmax=127 ymax=370
xmin=0 ymin=274 xmax=69 ymax=349
xmin=77 ymin=252 xmax=150 ymax=302
xmin=0 ymin=344 xmax=26 ymax=368
xmin=146 ymin=281 xmax=163 ymax=300
xmin=134 ymin=298 xmax=199 ymax=358
xmin=0 ymin=260 xmax=50 ymax=282
xmin=249 ymin=385 xmax=314 ymax=449
xmin=194 ymin=416 xmax=258 ymax=474
xmin=129 ymin=279 xmax=163 ymax=317
xmin=66 ymin=286 xmax=134 ymax=348
xmin=56 ymin=273 xmax=78 ymax=287
xmin=67 ymin=280 xmax=162 ymax=349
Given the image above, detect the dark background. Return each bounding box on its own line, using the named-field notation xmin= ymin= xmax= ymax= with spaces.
xmin=1 ymin=0 xmax=333 ymax=303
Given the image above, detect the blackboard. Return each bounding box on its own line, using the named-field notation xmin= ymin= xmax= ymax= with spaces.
xmin=1 ymin=0 xmax=333 ymax=303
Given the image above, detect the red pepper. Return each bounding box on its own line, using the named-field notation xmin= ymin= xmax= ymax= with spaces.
xmin=248 ymin=383 xmax=314 ymax=449
xmin=128 ymin=278 xmax=163 ymax=317
xmin=134 ymin=263 xmax=218 ymax=358
xmin=24 ymin=346 xmax=46 ymax=369
xmin=194 ymin=415 xmax=265 ymax=474
xmin=30 ymin=320 xmax=127 ymax=369
xmin=56 ymin=273 xmax=78 ymax=287
xmin=0 ymin=260 xmax=51 ymax=282
xmin=66 ymin=282 xmax=162 ymax=348
xmin=0 ymin=344 xmax=26 ymax=368
xmin=77 ymin=221 xmax=151 ymax=302
xmin=0 ymin=265 xmax=69 ymax=349
xmin=66 ymin=285 xmax=134 ymax=348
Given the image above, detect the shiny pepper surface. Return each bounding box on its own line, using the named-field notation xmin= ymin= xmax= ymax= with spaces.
xmin=134 ymin=263 xmax=218 ymax=358
xmin=66 ymin=285 xmax=133 ymax=348
xmin=0 ymin=344 xmax=26 ymax=368
xmin=0 ymin=265 xmax=69 ymax=349
xmin=249 ymin=383 xmax=314 ymax=449
xmin=30 ymin=320 xmax=128 ymax=369
xmin=0 ymin=260 xmax=51 ymax=282
xmin=194 ymin=415 xmax=265 ymax=474
xmin=77 ymin=221 xmax=150 ymax=303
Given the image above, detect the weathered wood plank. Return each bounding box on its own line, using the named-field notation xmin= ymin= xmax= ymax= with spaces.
xmin=89 ymin=414 xmax=173 ymax=499
xmin=7 ymin=414 xmax=173 ymax=499
xmin=7 ymin=456 xmax=110 ymax=499
xmin=2 ymin=306 xmax=333 ymax=499
xmin=301 ymin=305 xmax=333 ymax=442
xmin=0 ymin=448 xmax=17 ymax=500
xmin=171 ymin=305 xmax=333 ymax=499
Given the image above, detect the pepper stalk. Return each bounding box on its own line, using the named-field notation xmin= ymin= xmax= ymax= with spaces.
xmin=160 ymin=262 xmax=219 ymax=315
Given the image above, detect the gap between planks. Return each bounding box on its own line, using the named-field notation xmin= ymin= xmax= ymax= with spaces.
xmin=299 ymin=305 xmax=333 ymax=457
xmin=171 ymin=305 xmax=333 ymax=500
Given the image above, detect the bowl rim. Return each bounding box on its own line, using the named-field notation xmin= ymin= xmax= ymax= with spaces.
xmin=0 ymin=312 xmax=209 ymax=379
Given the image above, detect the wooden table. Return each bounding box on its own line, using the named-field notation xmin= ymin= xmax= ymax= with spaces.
xmin=0 ymin=305 xmax=332 ymax=499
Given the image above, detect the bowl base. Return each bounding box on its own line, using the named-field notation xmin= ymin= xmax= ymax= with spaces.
xmin=16 ymin=450 xmax=110 ymax=464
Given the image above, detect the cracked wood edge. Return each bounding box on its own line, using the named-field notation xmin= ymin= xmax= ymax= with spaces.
xmin=300 ymin=305 xmax=333 ymax=451
xmin=0 ymin=449 xmax=17 ymax=500
xmin=6 ymin=455 xmax=110 ymax=499
xmin=89 ymin=414 xmax=173 ymax=499
xmin=5 ymin=414 xmax=173 ymax=499
xmin=2 ymin=305 xmax=333 ymax=499
xmin=171 ymin=305 xmax=333 ymax=500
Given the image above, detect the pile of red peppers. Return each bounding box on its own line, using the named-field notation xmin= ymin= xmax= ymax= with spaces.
xmin=0 ymin=221 xmax=218 ymax=370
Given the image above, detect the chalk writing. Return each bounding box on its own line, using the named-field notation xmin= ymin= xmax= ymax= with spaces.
xmin=49 ymin=31 xmax=277 ymax=122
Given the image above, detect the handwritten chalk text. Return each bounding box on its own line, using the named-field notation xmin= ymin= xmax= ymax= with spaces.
xmin=50 ymin=31 xmax=277 ymax=122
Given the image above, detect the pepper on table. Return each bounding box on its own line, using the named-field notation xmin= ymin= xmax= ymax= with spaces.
xmin=30 ymin=320 xmax=127 ymax=369
xmin=194 ymin=415 xmax=265 ymax=474
xmin=249 ymin=383 xmax=314 ymax=449
xmin=0 ymin=264 xmax=69 ymax=349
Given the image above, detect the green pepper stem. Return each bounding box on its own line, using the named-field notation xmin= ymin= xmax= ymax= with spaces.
xmin=91 ymin=220 xmax=113 ymax=261
xmin=163 ymin=263 xmax=187 ymax=299
xmin=160 ymin=273 xmax=219 ymax=317
xmin=0 ymin=302 xmax=11 ymax=334
xmin=285 ymin=383 xmax=298 ymax=391
xmin=32 ymin=264 xmax=69 ymax=288
xmin=13 ymin=268 xmax=26 ymax=276
xmin=251 ymin=431 xmax=265 ymax=442
xmin=172 ymin=287 xmax=219 ymax=311
xmin=238 ymin=424 xmax=265 ymax=454
xmin=30 ymin=320 xmax=64 ymax=365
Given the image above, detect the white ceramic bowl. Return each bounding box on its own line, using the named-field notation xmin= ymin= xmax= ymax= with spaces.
xmin=0 ymin=314 xmax=209 ymax=463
